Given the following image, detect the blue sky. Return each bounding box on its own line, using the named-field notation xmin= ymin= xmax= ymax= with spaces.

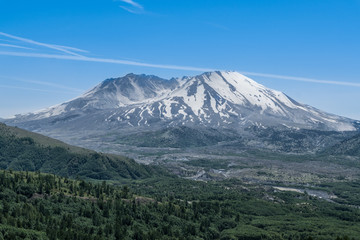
xmin=0 ymin=0 xmax=359 ymax=120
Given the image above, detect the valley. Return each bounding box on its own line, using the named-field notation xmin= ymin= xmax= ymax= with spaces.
xmin=2 ymin=1 xmax=360 ymax=239
xmin=43 ymin=125 xmax=359 ymax=191
xmin=1 ymin=71 xmax=360 ymax=239
xmin=0 ymin=120 xmax=360 ymax=239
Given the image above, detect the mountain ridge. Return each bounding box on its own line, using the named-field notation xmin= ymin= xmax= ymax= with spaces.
xmin=3 ymin=71 xmax=359 ymax=155
xmin=6 ymin=71 xmax=358 ymax=132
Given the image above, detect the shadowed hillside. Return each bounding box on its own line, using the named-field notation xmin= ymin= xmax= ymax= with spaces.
xmin=0 ymin=123 xmax=160 ymax=180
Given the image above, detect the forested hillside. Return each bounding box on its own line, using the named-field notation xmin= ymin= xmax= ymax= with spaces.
xmin=325 ymin=133 xmax=360 ymax=156
xmin=1 ymin=124 xmax=360 ymax=239
xmin=0 ymin=123 xmax=157 ymax=180
xmin=0 ymin=170 xmax=359 ymax=240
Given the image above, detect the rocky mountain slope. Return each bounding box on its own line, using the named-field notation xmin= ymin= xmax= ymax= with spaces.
xmin=4 ymin=71 xmax=359 ymax=153
xmin=8 ymin=71 xmax=357 ymax=131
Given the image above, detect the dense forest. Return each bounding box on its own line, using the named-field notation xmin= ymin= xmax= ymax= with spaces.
xmin=0 ymin=123 xmax=160 ymax=180
xmin=0 ymin=170 xmax=359 ymax=240
xmin=1 ymin=123 xmax=360 ymax=239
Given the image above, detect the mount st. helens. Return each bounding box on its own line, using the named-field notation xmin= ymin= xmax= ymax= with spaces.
xmin=4 ymin=71 xmax=359 ymax=153
xmin=7 ymin=71 xmax=357 ymax=130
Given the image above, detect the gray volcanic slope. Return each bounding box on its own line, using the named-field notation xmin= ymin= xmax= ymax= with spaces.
xmin=4 ymin=71 xmax=359 ymax=152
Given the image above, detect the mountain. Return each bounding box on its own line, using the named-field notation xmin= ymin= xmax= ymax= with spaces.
xmin=0 ymin=123 xmax=158 ymax=180
xmin=8 ymin=71 xmax=357 ymax=131
xmin=4 ymin=71 xmax=359 ymax=152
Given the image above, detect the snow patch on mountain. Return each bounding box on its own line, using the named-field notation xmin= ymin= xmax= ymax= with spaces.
xmin=6 ymin=71 xmax=357 ymax=132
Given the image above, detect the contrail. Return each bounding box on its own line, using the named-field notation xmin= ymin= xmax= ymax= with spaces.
xmin=119 ymin=0 xmax=143 ymax=9
xmin=0 ymin=50 xmax=359 ymax=87
xmin=0 ymin=51 xmax=215 ymax=72
xmin=239 ymin=71 xmax=360 ymax=88
xmin=1 ymin=32 xmax=359 ymax=87
xmin=0 ymin=75 xmax=84 ymax=93
xmin=50 ymin=45 xmax=89 ymax=53
xmin=0 ymin=32 xmax=85 ymax=57
xmin=0 ymin=84 xmax=81 ymax=94
xmin=0 ymin=43 xmax=33 ymax=50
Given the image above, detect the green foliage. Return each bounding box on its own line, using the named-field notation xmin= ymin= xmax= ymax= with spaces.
xmin=114 ymin=126 xmax=238 ymax=148
xmin=129 ymin=177 xmax=360 ymax=240
xmin=324 ymin=133 xmax=360 ymax=156
xmin=319 ymin=181 xmax=360 ymax=206
xmin=1 ymin=123 xmax=359 ymax=239
xmin=0 ymin=170 xmax=359 ymax=239
xmin=0 ymin=123 xmax=160 ymax=180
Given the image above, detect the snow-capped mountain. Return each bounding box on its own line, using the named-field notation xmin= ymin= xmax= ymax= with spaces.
xmin=8 ymin=71 xmax=357 ymax=132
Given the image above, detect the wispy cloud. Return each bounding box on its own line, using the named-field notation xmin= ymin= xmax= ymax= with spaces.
xmin=1 ymin=50 xmax=359 ymax=88
xmin=0 ymin=32 xmax=359 ymax=88
xmin=120 ymin=0 xmax=143 ymax=9
xmin=0 ymin=51 xmax=214 ymax=72
xmin=50 ymin=44 xmax=89 ymax=53
xmin=120 ymin=6 xmax=138 ymax=14
xmin=0 ymin=43 xmax=33 ymax=50
xmin=238 ymin=71 xmax=360 ymax=88
xmin=0 ymin=76 xmax=84 ymax=93
xmin=115 ymin=0 xmax=144 ymax=14
xmin=0 ymin=84 xmax=79 ymax=94
xmin=0 ymin=32 xmax=86 ymax=57
xmin=0 ymin=32 xmax=87 ymax=93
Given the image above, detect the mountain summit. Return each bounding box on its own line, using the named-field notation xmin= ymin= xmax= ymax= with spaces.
xmin=8 ymin=71 xmax=357 ymax=132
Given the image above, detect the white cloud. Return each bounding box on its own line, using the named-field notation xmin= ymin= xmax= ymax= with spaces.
xmin=0 ymin=84 xmax=79 ymax=94
xmin=0 ymin=32 xmax=359 ymax=88
xmin=119 ymin=0 xmax=143 ymax=9
xmin=0 ymin=51 xmax=214 ymax=72
xmin=120 ymin=6 xmax=139 ymax=14
xmin=238 ymin=71 xmax=360 ymax=87
xmin=115 ymin=0 xmax=144 ymax=14
xmin=50 ymin=44 xmax=89 ymax=53
xmin=1 ymin=50 xmax=359 ymax=88
xmin=0 ymin=43 xmax=33 ymax=50
xmin=0 ymin=32 xmax=86 ymax=57
xmin=0 ymin=76 xmax=84 ymax=93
